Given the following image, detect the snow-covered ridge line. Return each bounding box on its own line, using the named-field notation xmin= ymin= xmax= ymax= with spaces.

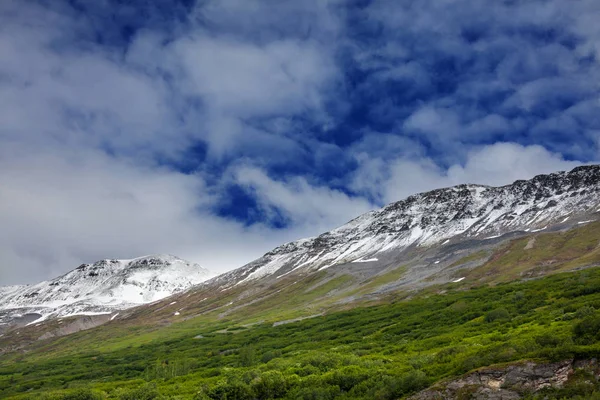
xmin=232 ymin=165 xmax=600 ymax=283
xmin=0 ymin=255 xmax=213 ymax=322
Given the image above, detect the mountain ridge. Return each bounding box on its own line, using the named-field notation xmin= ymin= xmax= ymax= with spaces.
xmin=212 ymin=165 xmax=600 ymax=288
xmin=0 ymin=254 xmax=213 ymax=326
xmin=2 ymin=165 xmax=600 ymax=340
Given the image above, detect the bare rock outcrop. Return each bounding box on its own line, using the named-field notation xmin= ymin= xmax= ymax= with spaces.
xmin=410 ymin=359 xmax=598 ymax=399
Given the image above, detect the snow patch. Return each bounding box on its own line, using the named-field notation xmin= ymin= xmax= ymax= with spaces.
xmin=25 ymin=317 xmax=43 ymax=327
xmin=110 ymin=313 xmax=119 ymax=321
xmin=578 ymin=220 xmax=595 ymax=225
xmin=484 ymin=234 xmax=501 ymax=239
xmin=352 ymin=258 xmax=379 ymax=263
xmin=452 ymin=277 xmax=465 ymax=283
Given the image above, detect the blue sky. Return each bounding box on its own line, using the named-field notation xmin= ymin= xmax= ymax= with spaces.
xmin=1 ymin=0 xmax=599 ymax=284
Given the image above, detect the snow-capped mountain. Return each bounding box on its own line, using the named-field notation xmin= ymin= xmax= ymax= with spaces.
xmin=0 ymin=255 xmax=213 ymax=323
xmin=218 ymin=165 xmax=600 ymax=286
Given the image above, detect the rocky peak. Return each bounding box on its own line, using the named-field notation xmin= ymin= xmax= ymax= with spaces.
xmin=231 ymin=165 xmax=600 ymax=284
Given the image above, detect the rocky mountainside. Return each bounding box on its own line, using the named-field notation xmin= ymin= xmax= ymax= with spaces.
xmin=2 ymin=166 xmax=600 ymax=344
xmin=216 ymin=165 xmax=600 ymax=287
xmin=0 ymin=255 xmax=213 ymax=326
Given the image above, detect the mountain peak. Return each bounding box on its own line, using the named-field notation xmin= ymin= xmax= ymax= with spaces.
xmin=227 ymin=165 xmax=600 ymax=284
xmin=0 ymin=255 xmax=213 ymax=324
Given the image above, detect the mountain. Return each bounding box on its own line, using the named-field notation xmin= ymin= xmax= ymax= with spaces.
xmin=3 ymin=165 xmax=600 ymax=348
xmin=0 ymin=255 xmax=213 ymax=327
xmin=214 ymin=165 xmax=600 ymax=287
xmin=95 ymin=165 xmax=600 ymax=332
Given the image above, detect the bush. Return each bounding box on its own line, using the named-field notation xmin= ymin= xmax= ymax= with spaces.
xmin=239 ymin=346 xmax=256 ymax=367
xmin=37 ymin=390 xmax=104 ymax=400
xmin=285 ymin=385 xmax=341 ymax=400
xmin=261 ymin=350 xmax=282 ymax=364
xmin=349 ymin=370 xmax=428 ymax=400
xmin=573 ymin=314 xmax=600 ymax=344
xmin=251 ymin=371 xmax=289 ymax=399
xmin=208 ymin=380 xmax=254 ymax=400
xmin=576 ymin=306 xmax=595 ymax=319
xmin=62 ymin=389 xmax=104 ymax=400
xmin=324 ymin=366 xmax=369 ymax=392
xmin=535 ymin=333 xmax=561 ymax=348
xmin=118 ymin=383 xmax=159 ymax=400
xmin=485 ymin=308 xmax=510 ymax=323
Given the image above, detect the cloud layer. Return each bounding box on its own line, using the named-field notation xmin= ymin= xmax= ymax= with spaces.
xmin=1 ymin=0 xmax=599 ymax=284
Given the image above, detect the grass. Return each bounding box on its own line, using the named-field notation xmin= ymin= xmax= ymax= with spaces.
xmin=448 ymin=250 xmax=490 ymax=269
xmin=347 ymin=265 xmax=408 ymax=297
xmin=464 ymin=221 xmax=600 ymax=284
xmin=4 ymin=267 xmax=600 ymax=399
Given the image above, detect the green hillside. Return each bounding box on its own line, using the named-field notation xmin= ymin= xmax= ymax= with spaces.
xmin=4 ymin=265 xmax=600 ymax=399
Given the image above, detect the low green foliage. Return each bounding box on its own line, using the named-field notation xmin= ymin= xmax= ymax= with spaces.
xmin=5 ymin=268 xmax=600 ymax=398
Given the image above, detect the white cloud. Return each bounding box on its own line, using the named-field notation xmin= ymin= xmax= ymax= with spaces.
xmin=0 ymin=0 xmax=343 ymax=284
xmin=233 ymin=165 xmax=374 ymax=233
xmin=363 ymin=143 xmax=587 ymax=204
xmin=0 ymin=144 xmax=297 ymax=285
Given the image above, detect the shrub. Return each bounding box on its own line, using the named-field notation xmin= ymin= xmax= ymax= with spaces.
xmin=573 ymin=314 xmax=600 ymax=344
xmin=485 ymin=308 xmax=510 ymax=323
xmin=62 ymin=389 xmax=104 ymax=400
xmin=535 ymin=333 xmax=561 ymax=348
xmin=576 ymin=306 xmax=595 ymax=319
xmin=118 ymin=383 xmax=159 ymax=400
xmin=251 ymin=371 xmax=289 ymax=399
xmin=37 ymin=391 xmax=104 ymax=400
xmin=208 ymin=380 xmax=254 ymax=400
xmin=285 ymin=385 xmax=341 ymax=400
xmin=261 ymin=349 xmax=282 ymax=364
xmin=324 ymin=366 xmax=369 ymax=392
xmin=239 ymin=346 xmax=256 ymax=367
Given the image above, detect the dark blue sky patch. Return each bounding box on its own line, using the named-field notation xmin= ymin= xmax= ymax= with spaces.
xmin=214 ymin=184 xmax=289 ymax=229
xmin=18 ymin=0 xmax=600 ymax=228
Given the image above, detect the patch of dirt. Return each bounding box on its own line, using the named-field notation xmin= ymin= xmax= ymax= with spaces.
xmin=524 ymin=237 xmax=536 ymax=250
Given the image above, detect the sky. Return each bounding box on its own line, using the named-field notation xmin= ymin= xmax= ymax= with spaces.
xmin=1 ymin=0 xmax=600 ymax=285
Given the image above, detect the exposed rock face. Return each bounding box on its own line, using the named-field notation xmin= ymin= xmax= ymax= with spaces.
xmin=410 ymin=359 xmax=598 ymax=399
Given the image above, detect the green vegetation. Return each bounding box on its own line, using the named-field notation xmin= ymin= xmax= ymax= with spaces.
xmin=351 ymin=265 xmax=408 ymax=296
xmin=5 ymin=266 xmax=600 ymax=399
xmin=463 ymin=221 xmax=600 ymax=284
xmin=448 ymin=250 xmax=490 ymax=269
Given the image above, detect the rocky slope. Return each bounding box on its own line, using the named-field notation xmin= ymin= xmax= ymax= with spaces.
xmin=0 ymin=255 xmax=213 ymax=326
xmin=216 ymin=165 xmax=600 ymax=287
xmin=410 ymin=359 xmax=599 ymax=399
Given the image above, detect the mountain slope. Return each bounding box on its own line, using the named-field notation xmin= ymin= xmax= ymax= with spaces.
xmin=0 ymin=255 xmax=213 ymax=324
xmin=3 ymin=166 xmax=600 ymax=350
xmin=97 ymin=165 xmax=600 ymax=332
xmin=217 ymin=165 xmax=600 ymax=287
